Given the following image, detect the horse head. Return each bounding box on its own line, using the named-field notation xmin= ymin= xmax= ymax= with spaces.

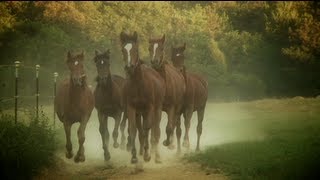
xmin=149 ymin=34 xmax=165 ymax=68
xmin=94 ymin=49 xmax=111 ymax=85
xmin=120 ymin=31 xmax=140 ymax=75
xmin=171 ymin=43 xmax=186 ymax=72
xmin=66 ymin=50 xmax=86 ymax=86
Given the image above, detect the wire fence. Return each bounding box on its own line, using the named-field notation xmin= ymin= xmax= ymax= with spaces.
xmin=0 ymin=61 xmax=58 ymax=128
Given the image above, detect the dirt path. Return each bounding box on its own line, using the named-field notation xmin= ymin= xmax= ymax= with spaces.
xmin=35 ymin=150 xmax=227 ymax=180
xmin=35 ymin=102 xmax=266 ymax=180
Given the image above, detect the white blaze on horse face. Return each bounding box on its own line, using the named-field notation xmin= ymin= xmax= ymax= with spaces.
xmin=101 ymin=60 xmax=104 ymax=65
xmin=153 ymin=43 xmax=158 ymax=61
xmin=124 ymin=43 xmax=133 ymax=66
xmin=176 ymin=53 xmax=181 ymax=56
xmin=74 ymin=61 xmax=79 ymax=65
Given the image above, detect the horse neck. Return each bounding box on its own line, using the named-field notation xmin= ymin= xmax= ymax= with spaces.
xmin=97 ymin=72 xmax=112 ymax=91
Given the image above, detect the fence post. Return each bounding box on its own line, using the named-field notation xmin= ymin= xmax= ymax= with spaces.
xmin=35 ymin=64 xmax=40 ymax=119
xmin=14 ymin=61 xmax=20 ymax=124
xmin=53 ymin=72 xmax=58 ymax=128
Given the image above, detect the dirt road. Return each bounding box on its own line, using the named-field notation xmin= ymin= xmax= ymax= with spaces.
xmin=35 ymin=102 xmax=265 ymax=179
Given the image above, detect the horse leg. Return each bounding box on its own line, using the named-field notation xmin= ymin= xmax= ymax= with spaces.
xmin=112 ymin=112 xmax=121 ymax=149
xmin=136 ymin=114 xmax=144 ymax=156
xmin=74 ymin=118 xmax=88 ymax=163
xmin=182 ymin=107 xmax=193 ymax=149
xmin=128 ymin=106 xmax=138 ymax=164
xmin=176 ymin=115 xmax=182 ymax=154
xmin=142 ymin=107 xmax=153 ymax=162
xmin=154 ymin=108 xmax=162 ymax=163
xmin=120 ymin=111 xmax=127 ymax=150
xmin=98 ymin=112 xmax=110 ymax=161
xmin=163 ymin=107 xmax=175 ymax=149
xmin=196 ymin=107 xmax=205 ymax=152
xmin=63 ymin=122 xmax=73 ymax=159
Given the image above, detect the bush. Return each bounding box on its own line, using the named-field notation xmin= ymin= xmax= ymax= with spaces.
xmin=0 ymin=112 xmax=57 ymax=179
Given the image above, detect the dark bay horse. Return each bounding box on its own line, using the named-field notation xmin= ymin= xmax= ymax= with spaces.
xmin=93 ymin=49 xmax=127 ymax=161
xmin=171 ymin=43 xmax=208 ymax=152
xmin=120 ymin=31 xmax=166 ymax=163
xmin=149 ymin=35 xmax=186 ymax=153
xmin=55 ymin=51 xmax=94 ymax=162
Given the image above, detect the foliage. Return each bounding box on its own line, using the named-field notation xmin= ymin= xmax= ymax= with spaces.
xmin=0 ymin=1 xmax=319 ymax=101
xmin=0 ymin=112 xmax=57 ymax=179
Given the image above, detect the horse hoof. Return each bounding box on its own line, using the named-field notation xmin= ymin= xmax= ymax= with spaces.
xmin=74 ymin=154 xmax=85 ymax=163
xmin=131 ymin=157 xmax=138 ymax=164
xmin=182 ymin=141 xmax=190 ymax=148
xmin=144 ymin=154 xmax=151 ymax=162
xmin=163 ymin=140 xmax=169 ymax=146
xmin=104 ymin=151 xmax=111 ymax=161
xmin=113 ymin=142 xmax=120 ymax=149
xmin=168 ymin=144 xmax=175 ymax=150
xmin=65 ymin=151 xmax=73 ymax=159
xmin=155 ymin=158 xmax=162 ymax=164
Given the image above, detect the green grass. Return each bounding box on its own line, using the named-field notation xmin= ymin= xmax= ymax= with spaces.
xmin=186 ymin=98 xmax=320 ymax=180
xmin=0 ymin=111 xmax=57 ymax=179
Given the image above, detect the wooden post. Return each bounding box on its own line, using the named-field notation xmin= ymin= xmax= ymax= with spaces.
xmin=35 ymin=64 xmax=40 ymax=119
xmin=53 ymin=72 xmax=58 ymax=128
xmin=14 ymin=61 xmax=20 ymax=124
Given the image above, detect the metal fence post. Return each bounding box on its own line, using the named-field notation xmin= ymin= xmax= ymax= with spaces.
xmin=35 ymin=64 xmax=40 ymax=119
xmin=14 ymin=61 xmax=20 ymax=124
xmin=53 ymin=72 xmax=58 ymax=128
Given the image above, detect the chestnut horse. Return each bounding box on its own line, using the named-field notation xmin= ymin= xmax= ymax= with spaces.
xmin=55 ymin=51 xmax=94 ymax=162
xmin=93 ymin=49 xmax=127 ymax=161
xmin=120 ymin=31 xmax=166 ymax=163
xmin=171 ymin=43 xmax=208 ymax=151
xmin=149 ymin=35 xmax=186 ymax=153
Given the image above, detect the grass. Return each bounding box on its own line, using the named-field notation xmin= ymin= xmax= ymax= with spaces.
xmin=186 ymin=97 xmax=320 ymax=180
xmin=0 ymin=111 xmax=57 ymax=179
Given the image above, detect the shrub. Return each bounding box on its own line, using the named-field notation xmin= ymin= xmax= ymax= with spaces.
xmin=0 ymin=112 xmax=57 ymax=179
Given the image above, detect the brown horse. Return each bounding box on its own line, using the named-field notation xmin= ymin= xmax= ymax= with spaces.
xmin=55 ymin=51 xmax=95 ymax=162
xmin=93 ymin=49 xmax=127 ymax=161
xmin=149 ymin=34 xmax=186 ymax=153
xmin=120 ymin=31 xmax=166 ymax=164
xmin=171 ymin=43 xmax=208 ymax=152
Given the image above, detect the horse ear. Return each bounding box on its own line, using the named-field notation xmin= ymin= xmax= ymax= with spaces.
xmin=161 ymin=34 xmax=166 ymax=43
xmin=67 ymin=50 xmax=72 ymax=59
xmin=106 ymin=49 xmax=110 ymax=56
xmin=120 ymin=31 xmax=126 ymax=44
xmin=182 ymin=43 xmax=186 ymax=51
xmin=95 ymin=50 xmax=100 ymax=56
xmin=80 ymin=50 xmax=85 ymax=60
xmin=133 ymin=31 xmax=138 ymax=42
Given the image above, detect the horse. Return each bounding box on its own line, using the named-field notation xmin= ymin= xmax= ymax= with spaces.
xmin=54 ymin=51 xmax=95 ymax=162
xmin=149 ymin=34 xmax=186 ymax=153
xmin=120 ymin=31 xmax=166 ymax=164
xmin=171 ymin=43 xmax=208 ymax=152
xmin=93 ymin=49 xmax=127 ymax=161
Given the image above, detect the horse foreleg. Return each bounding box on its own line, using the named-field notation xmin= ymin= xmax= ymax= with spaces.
xmin=163 ymin=107 xmax=175 ymax=150
xmin=120 ymin=111 xmax=127 ymax=150
xmin=128 ymin=106 xmax=138 ymax=164
xmin=112 ymin=112 xmax=121 ymax=149
xmin=74 ymin=118 xmax=88 ymax=163
xmin=182 ymin=107 xmax=193 ymax=149
xmin=142 ymin=108 xmax=153 ymax=162
xmin=98 ymin=112 xmax=110 ymax=161
xmin=63 ymin=122 xmax=73 ymax=159
xmin=136 ymin=114 xmax=144 ymax=156
xmin=196 ymin=107 xmax=205 ymax=152
xmin=176 ymin=115 xmax=182 ymax=154
xmin=154 ymin=108 xmax=162 ymax=163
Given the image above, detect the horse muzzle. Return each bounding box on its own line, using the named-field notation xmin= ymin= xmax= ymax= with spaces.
xmin=72 ymin=74 xmax=86 ymax=86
